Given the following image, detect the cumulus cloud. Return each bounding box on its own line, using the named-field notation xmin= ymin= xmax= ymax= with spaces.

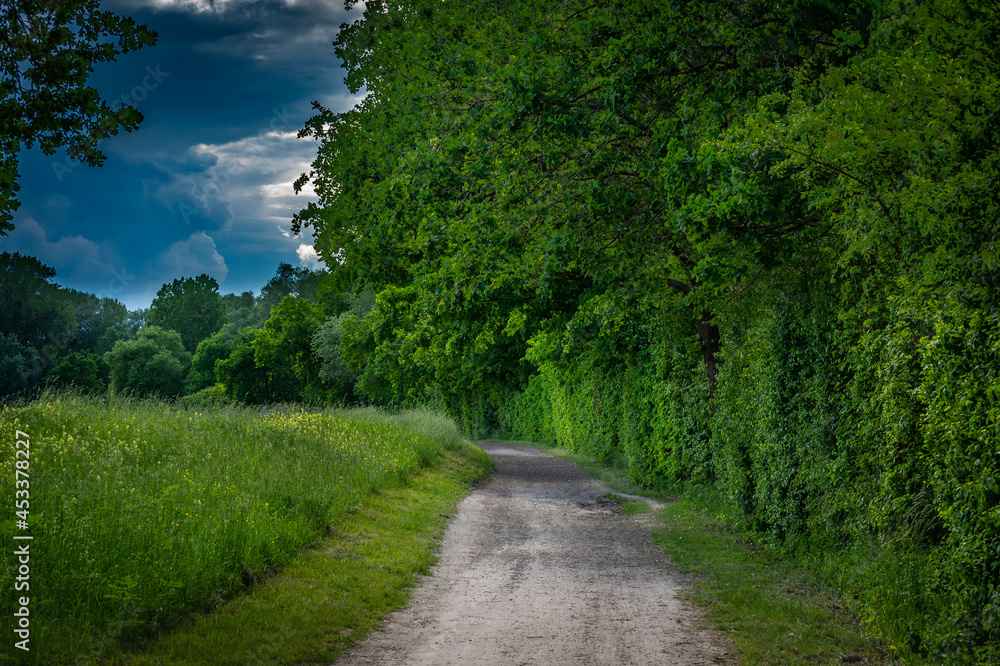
xmin=261 ymin=179 xmax=315 ymax=199
xmin=296 ymin=243 xmax=323 ymax=269
xmin=155 ymin=231 xmax=229 ymax=282
xmin=181 ymin=128 xmax=318 ymax=247
xmin=110 ymin=0 xmax=355 ymax=82
xmin=151 ymin=173 xmax=236 ymax=233
xmin=188 ymin=1 xmax=353 ymax=61
xmin=315 ymin=89 xmax=369 ymax=115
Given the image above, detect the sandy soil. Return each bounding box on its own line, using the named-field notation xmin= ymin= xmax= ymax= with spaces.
xmin=336 ymin=442 xmax=732 ymax=665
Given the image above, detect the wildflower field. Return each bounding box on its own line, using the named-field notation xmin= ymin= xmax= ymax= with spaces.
xmin=0 ymin=394 xmax=463 ymax=661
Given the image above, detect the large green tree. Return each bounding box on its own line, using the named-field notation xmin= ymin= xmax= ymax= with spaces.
xmin=295 ymin=0 xmax=1000 ymax=660
xmin=0 ymin=333 xmax=43 ymax=398
xmin=184 ymin=332 xmax=232 ymax=395
xmin=253 ymin=295 xmax=323 ymax=400
xmin=147 ymin=274 xmax=225 ymax=352
xmin=1 ymin=0 xmax=157 ymax=232
xmin=103 ymin=326 xmax=190 ymax=398
xmin=63 ymin=288 xmax=129 ymax=353
xmin=257 ymin=263 xmax=324 ymax=316
xmin=44 ymin=350 xmax=107 ymax=394
xmin=313 ymin=290 xmax=375 ymax=404
xmin=214 ymin=326 xmax=300 ymax=404
xmin=220 ymin=290 xmax=267 ymax=333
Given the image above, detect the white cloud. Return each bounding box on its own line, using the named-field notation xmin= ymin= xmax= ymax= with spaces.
xmin=123 ymin=0 xmax=254 ymax=14
xmin=155 ymin=232 xmax=229 ymax=282
xmin=261 ymin=179 xmax=315 ymax=199
xmin=187 ymin=130 xmax=315 ymax=208
xmin=158 ymin=126 xmax=319 ymax=252
xmin=145 ymin=122 xmax=319 ymax=257
xmin=296 ymin=244 xmax=323 ymax=269
xmin=151 ymin=173 xmax=235 ymax=233
xmin=316 ymin=89 xmax=370 ymax=115
xmin=125 ymin=0 xmax=356 ymax=17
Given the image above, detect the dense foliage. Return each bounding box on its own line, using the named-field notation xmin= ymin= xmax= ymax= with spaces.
xmin=0 ymin=260 xmax=344 ymax=405
xmin=290 ymin=0 xmax=999 ymax=662
xmin=104 ymin=326 xmax=191 ymax=398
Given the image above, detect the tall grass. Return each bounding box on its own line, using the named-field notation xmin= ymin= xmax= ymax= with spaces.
xmin=0 ymin=394 xmax=456 ymax=662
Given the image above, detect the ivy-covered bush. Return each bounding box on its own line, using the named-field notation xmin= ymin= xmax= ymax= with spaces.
xmin=496 ymin=240 xmax=999 ymax=662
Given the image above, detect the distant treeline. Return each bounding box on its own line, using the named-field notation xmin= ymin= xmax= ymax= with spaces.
xmin=283 ymin=0 xmax=995 ymax=663
xmin=1 ymin=254 xmax=374 ymax=408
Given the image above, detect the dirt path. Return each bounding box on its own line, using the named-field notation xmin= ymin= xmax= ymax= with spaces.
xmin=336 ymin=442 xmax=732 ymax=665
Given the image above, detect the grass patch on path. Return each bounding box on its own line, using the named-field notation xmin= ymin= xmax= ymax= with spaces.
xmin=118 ymin=440 xmax=492 ymax=665
xmin=509 ymin=441 xmax=892 ymax=666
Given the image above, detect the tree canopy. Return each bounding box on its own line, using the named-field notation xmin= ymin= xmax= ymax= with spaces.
xmin=103 ymin=326 xmax=190 ymax=398
xmin=148 ymin=274 xmax=226 ymax=352
xmin=63 ymin=289 xmax=129 ymax=353
xmin=0 ymin=251 xmax=75 ymax=350
xmin=44 ymin=350 xmax=107 ymax=394
xmin=258 ymin=263 xmax=324 ymax=313
xmin=294 ymin=0 xmax=875 ymax=403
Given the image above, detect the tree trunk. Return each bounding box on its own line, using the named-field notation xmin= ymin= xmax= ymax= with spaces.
xmin=693 ymin=310 xmax=721 ymax=410
xmin=665 ymin=278 xmax=723 ymax=410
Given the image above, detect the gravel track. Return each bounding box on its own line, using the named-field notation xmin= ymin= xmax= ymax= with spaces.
xmin=336 ymin=442 xmax=731 ymax=665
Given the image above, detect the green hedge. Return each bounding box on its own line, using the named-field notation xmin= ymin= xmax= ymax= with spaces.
xmin=499 ymin=309 xmax=713 ymax=490
xmin=495 ymin=258 xmax=999 ymax=664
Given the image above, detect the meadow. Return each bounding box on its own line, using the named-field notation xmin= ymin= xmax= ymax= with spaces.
xmin=0 ymin=394 xmax=464 ymax=662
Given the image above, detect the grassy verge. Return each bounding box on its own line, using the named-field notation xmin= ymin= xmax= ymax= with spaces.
xmin=0 ymin=394 xmax=484 ymax=663
xmin=116 ymin=440 xmax=492 ymax=664
xmin=518 ymin=442 xmax=892 ymax=666
xmin=655 ymin=492 xmax=891 ymax=665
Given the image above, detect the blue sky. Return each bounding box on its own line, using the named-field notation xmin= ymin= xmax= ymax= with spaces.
xmin=3 ymin=0 xmax=364 ymax=309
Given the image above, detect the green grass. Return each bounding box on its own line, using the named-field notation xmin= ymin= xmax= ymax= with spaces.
xmin=621 ymin=500 xmax=650 ymax=515
xmin=521 ymin=443 xmax=893 ymax=666
xmin=655 ymin=495 xmax=891 ymax=665
xmin=0 ymin=394 xmax=480 ymax=663
xmin=599 ymin=493 xmax=650 ymax=515
xmin=116 ymin=441 xmax=492 ymax=664
xmin=801 ymin=542 xmax=938 ymax=665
